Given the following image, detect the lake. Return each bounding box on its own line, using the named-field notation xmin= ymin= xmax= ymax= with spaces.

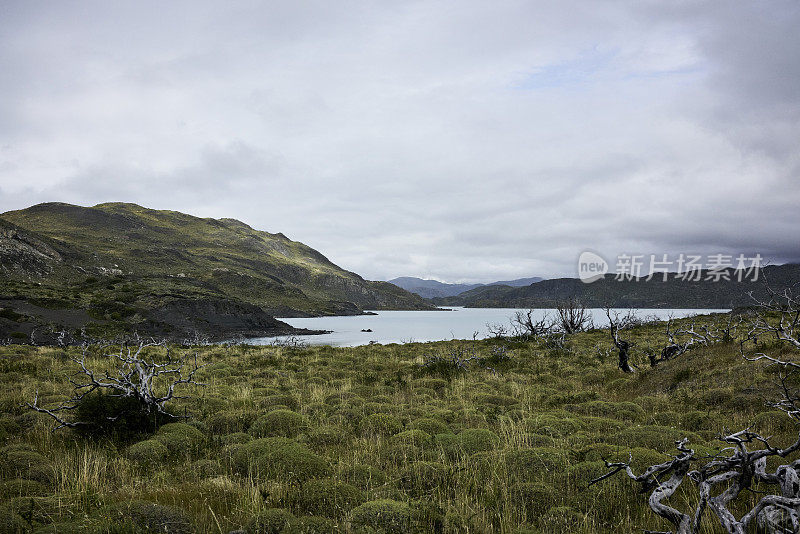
xmin=248 ymin=307 xmax=730 ymax=347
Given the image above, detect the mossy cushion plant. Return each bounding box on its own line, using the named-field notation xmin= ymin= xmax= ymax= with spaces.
xmin=350 ymin=499 xmax=412 ymax=534
xmin=94 ymin=500 xmax=193 ymax=534
xmin=125 ymin=439 xmax=168 ymax=468
xmin=247 ymin=508 xmax=294 ymax=534
xmin=290 ymin=478 xmax=365 ymax=517
xmin=408 ymin=417 xmax=450 ymax=435
xmin=233 ymin=437 xmax=330 ymax=483
xmin=249 ymin=410 xmax=309 ymax=438
xmin=153 ymin=422 xmax=205 ymax=457
xmin=360 ymin=413 xmax=403 ymax=438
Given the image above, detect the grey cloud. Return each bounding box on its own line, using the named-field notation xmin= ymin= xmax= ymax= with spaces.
xmin=0 ymin=1 xmax=798 ymax=282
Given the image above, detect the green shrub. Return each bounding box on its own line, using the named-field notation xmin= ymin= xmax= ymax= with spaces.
xmin=233 ymin=438 xmax=330 ymax=483
xmin=628 ymin=447 xmax=671 ymax=472
xmin=752 ymin=411 xmax=797 ymax=434
xmin=610 ymin=425 xmax=701 ymax=452
xmin=360 ymin=413 xmax=402 ymax=438
xmin=126 ymin=439 xmax=168 ymax=467
xmin=72 ymin=392 xmax=168 ymax=438
xmin=473 ymin=393 xmax=519 ymax=407
xmin=544 ymin=391 xmax=598 ymax=407
xmin=363 ymin=402 xmax=393 ymax=415
xmin=409 ymin=417 xmax=450 ymax=436
xmin=399 ymin=461 xmax=447 ymax=494
xmin=154 ymin=422 xmax=205 ymax=457
xmin=328 ymin=406 xmax=364 ymax=430
xmin=681 ymin=411 xmax=715 ymax=432
xmin=648 ymin=410 xmax=683 ymax=427
xmin=434 ymin=428 xmax=500 ymax=459
xmin=509 ymin=482 xmax=555 ymax=517
xmin=390 ymin=429 xmax=431 ymax=448
xmin=247 ymin=508 xmax=294 ymax=534
xmin=409 ymin=500 xmax=444 ymax=533
xmin=250 ymin=410 xmax=309 ymax=438
xmin=96 ymin=500 xmax=193 ymax=534
xmin=538 ymin=506 xmax=584 ymax=532
xmin=523 ymin=433 xmax=556 ymax=447
xmin=261 ymin=395 xmax=300 ymax=411
xmin=350 ymin=500 xmax=411 ymax=534
xmin=284 ymin=515 xmax=337 ymax=534
xmin=699 ymin=388 xmax=733 ymax=407
xmin=304 ymin=426 xmax=350 ymax=448
xmin=0 ymin=447 xmax=53 ymax=483
xmin=323 ymin=392 xmax=360 ymax=406
xmin=341 ymin=464 xmax=386 ymax=490
xmin=564 ymin=460 xmax=610 ymax=487
xmin=457 ymin=428 xmax=499 ymax=454
xmin=415 ymin=378 xmax=448 ymax=391
xmin=524 ymin=413 xmax=582 ymax=437
xmin=0 ymin=505 xmax=27 ymax=534
xmin=566 ymin=400 xmax=645 ymax=422
xmin=0 ymin=478 xmax=48 ymax=498
xmin=505 ymin=447 xmax=569 ymax=481
xmin=206 ymin=410 xmax=257 ymax=433
xmin=221 ymin=432 xmax=253 ymax=445
xmin=292 ymin=478 xmax=364 ymax=517
xmin=192 ymin=459 xmax=223 ymax=477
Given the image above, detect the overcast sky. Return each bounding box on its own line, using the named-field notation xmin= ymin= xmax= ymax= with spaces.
xmin=1 ymin=1 xmax=799 ymax=282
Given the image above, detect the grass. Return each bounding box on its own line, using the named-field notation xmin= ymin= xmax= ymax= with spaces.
xmin=0 ymin=315 xmax=798 ymax=533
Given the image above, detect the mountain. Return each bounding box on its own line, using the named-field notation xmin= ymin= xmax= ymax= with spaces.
xmin=0 ymin=202 xmax=432 ymax=342
xmin=388 ymin=276 xmax=544 ymax=298
xmin=431 ymin=264 xmax=800 ymax=309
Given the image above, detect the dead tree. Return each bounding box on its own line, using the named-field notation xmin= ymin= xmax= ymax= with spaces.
xmin=486 ymin=322 xmax=508 ymax=339
xmin=27 ymin=340 xmax=204 ymax=431
xmin=606 ymin=308 xmax=635 ymax=373
xmin=748 ymin=284 xmax=800 ymax=350
xmin=647 ymin=318 xmax=723 ymax=367
xmin=593 ymin=339 xmax=800 ymax=533
xmin=555 ymin=298 xmax=591 ymax=334
xmin=592 ymin=432 xmax=800 ymax=534
xmin=510 ymin=309 xmax=552 ymax=338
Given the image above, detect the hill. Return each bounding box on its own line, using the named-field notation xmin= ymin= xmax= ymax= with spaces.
xmin=432 ymin=263 xmax=800 ymax=308
xmin=388 ymin=276 xmax=543 ymax=298
xmin=0 ymin=202 xmax=431 ymax=341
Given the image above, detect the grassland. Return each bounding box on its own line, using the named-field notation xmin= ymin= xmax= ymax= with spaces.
xmin=0 ymin=314 xmax=798 ymax=533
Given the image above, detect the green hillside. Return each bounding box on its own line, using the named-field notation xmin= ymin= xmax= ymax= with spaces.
xmin=0 ymin=202 xmax=431 ymax=341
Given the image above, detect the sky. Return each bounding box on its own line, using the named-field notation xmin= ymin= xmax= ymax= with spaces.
xmin=1 ymin=1 xmax=799 ymax=283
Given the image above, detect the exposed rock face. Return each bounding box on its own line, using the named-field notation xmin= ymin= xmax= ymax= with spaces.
xmin=148 ymin=298 xmax=303 ymax=341
xmin=0 ymin=221 xmax=62 ymax=277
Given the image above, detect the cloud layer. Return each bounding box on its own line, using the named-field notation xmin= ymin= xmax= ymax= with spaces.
xmin=1 ymin=1 xmax=798 ymax=281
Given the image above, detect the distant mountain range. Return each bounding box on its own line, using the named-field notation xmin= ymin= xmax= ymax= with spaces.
xmin=388 ymin=276 xmax=543 ymax=298
xmin=430 ymin=264 xmax=800 ymax=309
xmin=0 ymin=202 xmax=431 ymax=342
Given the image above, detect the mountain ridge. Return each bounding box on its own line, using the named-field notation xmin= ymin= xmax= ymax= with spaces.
xmin=388 ymin=275 xmax=544 ymax=298
xmin=430 ymin=264 xmax=800 ymax=309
